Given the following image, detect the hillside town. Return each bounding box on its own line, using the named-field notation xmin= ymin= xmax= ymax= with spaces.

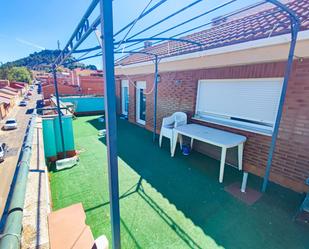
xmin=0 ymin=68 xmax=104 ymax=120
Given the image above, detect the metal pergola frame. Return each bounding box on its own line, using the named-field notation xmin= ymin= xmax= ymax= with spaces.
xmin=50 ymin=1 xmax=300 ymax=248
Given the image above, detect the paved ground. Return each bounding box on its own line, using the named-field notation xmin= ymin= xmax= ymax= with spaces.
xmin=50 ymin=116 xmax=309 ymax=249
xmin=21 ymin=117 xmax=50 ymax=249
xmin=0 ymin=86 xmax=41 ymax=219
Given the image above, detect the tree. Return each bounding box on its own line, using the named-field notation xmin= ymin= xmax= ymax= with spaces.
xmin=86 ymin=64 xmax=97 ymax=70
xmin=7 ymin=67 xmax=32 ymax=83
xmin=0 ymin=49 xmax=96 ymax=72
xmin=0 ymin=67 xmax=10 ymax=80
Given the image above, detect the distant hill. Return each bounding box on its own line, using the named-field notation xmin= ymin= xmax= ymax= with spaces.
xmin=1 ymin=49 xmax=97 ymax=71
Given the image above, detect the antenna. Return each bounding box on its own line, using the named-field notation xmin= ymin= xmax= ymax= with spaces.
xmin=57 ymin=40 xmax=61 ymax=50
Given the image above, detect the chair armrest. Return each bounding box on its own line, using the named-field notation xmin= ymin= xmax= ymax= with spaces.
xmin=162 ymin=116 xmax=174 ymax=126
xmin=174 ymin=121 xmax=186 ymax=127
xmin=174 ymin=117 xmax=187 ymax=127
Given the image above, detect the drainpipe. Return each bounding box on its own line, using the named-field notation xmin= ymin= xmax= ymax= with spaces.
xmin=153 ymin=55 xmax=159 ymax=142
xmin=0 ymin=111 xmax=37 ymax=249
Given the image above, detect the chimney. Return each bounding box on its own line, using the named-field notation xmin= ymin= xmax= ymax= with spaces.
xmin=144 ymin=41 xmax=152 ymax=49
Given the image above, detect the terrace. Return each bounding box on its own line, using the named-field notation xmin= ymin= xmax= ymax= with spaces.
xmin=50 ymin=115 xmax=309 ymax=249
xmin=1 ymin=1 xmax=308 ymax=249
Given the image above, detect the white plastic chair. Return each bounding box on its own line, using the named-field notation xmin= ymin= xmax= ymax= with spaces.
xmin=159 ymin=112 xmax=187 ymax=153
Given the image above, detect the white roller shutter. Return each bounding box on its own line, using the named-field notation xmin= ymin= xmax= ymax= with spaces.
xmin=196 ymin=78 xmax=283 ymax=127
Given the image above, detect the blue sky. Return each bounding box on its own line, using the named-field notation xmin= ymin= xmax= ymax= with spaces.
xmin=0 ymin=0 xmax=259 ymax=69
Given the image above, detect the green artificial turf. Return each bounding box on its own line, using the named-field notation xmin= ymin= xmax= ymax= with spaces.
xmin=50 ymin=115 xmax=309 ymax=249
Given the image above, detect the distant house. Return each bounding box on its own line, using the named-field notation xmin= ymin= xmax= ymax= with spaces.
xmin=10 ymin=81 xmax=28 ymax=94
xmin=0 ymin=99 xmax=10 ymax=119
xmin=79 ymin=75 xmax=104 ymax=95
xmin=0 ymin=92 xmax=17 ymax=108
xmin=0 ymin=80 xmax=10 ymax=88
xmin=35 ymin=74 xmax=50 ymax=84
xmin=4 ymin=86 xmax=22 ymax=96
xmin=0 ymin=81 xmax=28 ymax=112
xmin=0 ymin=86 xmax=21 ymax=100
xmin=70 ymin=68 xmax=101 ymax=86
xmin=42 ymin=84 xmax=81 ymax=99
xmin=39 ymin=68 xmax=104 ymax=98
xmin=114 ymin=0 xmax=309 ymax=192
xmin=0 ymin=87 xmax=19 ymax=98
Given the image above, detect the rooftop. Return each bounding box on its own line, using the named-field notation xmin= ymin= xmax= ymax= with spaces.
xmin=50 ymin=116 xmax=309 ymax=249
xmin=0 ymin=97 xmax=10 ymax=104
xmin=118 ymin=0 xmax=309 ymax=66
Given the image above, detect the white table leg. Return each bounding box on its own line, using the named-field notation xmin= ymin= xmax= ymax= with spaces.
xmin=238 ymin=143 xmax=244 ymax=171
xmin=190 ymin=138 xmax=194 ymax=149
xmin=170 ymin=137 xmax=173 ymax=155
xmin=171 ymin=131 xmax=178 ymax=157
xmin=219 ymin=147 xmax=227 ymax=183
xmin=241 ymin=172 xmax=249 ymax=193
xmin=159 ymin=133 xmax=163 ymax=147
xmin=179 ymin=134 xmax=183 ymax=150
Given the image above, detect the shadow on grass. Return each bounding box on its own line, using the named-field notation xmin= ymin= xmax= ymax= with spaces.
xmin=84 ymin=184 xmax=137 ymax=213
xmin=138 ymin=179 xmax=204 ymax=249
xmin=85 ymin=116 xmax=309 ymax=249
xmin=120 ymin=217 xmax=143 ymax=249
xmin=85 ymin=176 xmax=203 ymax=249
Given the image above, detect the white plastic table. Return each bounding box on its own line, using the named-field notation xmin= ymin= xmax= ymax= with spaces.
xmin=172 ymin=124 xmax=246 ymax=183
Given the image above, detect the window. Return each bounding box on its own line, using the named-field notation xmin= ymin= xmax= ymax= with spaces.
xmin=195 ymin=78 xmax=283 ymax=135
xmin=136 ymin=81 xmax=146 ymax=125
xmin=121 ymin=80 xmax=129 ymax=115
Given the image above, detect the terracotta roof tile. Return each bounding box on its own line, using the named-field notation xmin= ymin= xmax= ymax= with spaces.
xmin=118 ymin=0 xmax=309 ymax=66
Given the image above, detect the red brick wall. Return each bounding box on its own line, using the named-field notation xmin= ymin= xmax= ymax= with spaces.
xmin=79 ymin=76 xmax=104 ymax=95
xmin=115 ymin=78 xmax=121 ymax=114
xmin=45 ymin=76 xmax=72 ymax=85
xmin=42 ymin=75 xmax=105 ymax=98
xmin=116 ymin=75 xmax=154 ymax=124
xmin=116 ymin=59 xmax=309 ymax=192
xmin=42 ymin=84 xmax=81 ymax=99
